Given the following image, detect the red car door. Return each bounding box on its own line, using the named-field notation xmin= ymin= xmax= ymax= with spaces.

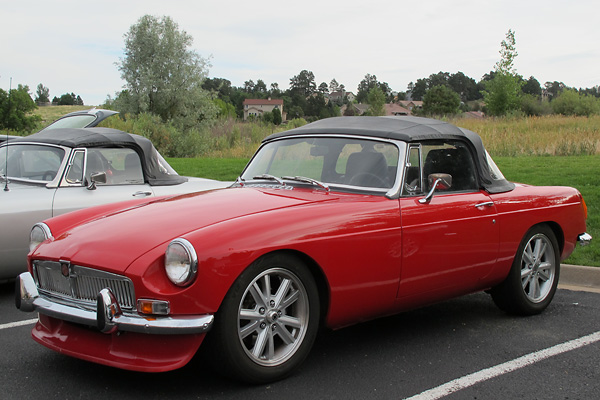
xmin=396 ymin=141 xmax=500 ymax=300
xmin=398 ymin=192 xmax=499 ymax=299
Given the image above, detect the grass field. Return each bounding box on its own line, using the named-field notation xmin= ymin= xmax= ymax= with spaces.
xmin=168 ymin=155 xmax=598 ymax=267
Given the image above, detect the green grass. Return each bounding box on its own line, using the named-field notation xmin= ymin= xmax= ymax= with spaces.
xmin=169 ymin=155 xmax=598 ymax=267
xmin=495 ymin=155 xmax=598 ymax=267
xmin=167 ymin=157 xmax=249 ymax=181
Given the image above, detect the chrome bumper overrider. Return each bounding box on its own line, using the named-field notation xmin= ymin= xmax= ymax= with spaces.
xmin=16 ymin=272 xmax=213 ymax=335
xmin=578 ymin=232 xmax=592 ymax=246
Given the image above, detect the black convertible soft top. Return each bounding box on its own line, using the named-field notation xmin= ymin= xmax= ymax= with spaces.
xmin=265 ymin=116 xmax=515 ymax=194
xmin=12 ymin=127 xmax=187 ymax=186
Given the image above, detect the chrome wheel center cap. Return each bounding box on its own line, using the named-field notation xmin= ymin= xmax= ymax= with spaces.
xmin=267 ymin=311 xmax=278 ymax=323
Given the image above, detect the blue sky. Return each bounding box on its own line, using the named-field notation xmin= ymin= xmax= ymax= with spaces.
xmin=2 ymin=0 xmax=598 ymax=105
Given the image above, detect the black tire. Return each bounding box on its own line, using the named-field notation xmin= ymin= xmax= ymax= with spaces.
xmin=209 ymin=253 xmax=320 ymax=383
xmin=490 ymin=225 xmax=560 ymax=315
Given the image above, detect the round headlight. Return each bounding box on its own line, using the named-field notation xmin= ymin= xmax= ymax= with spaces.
xmin=165 ymin=238 xmax=198 ymax=287
xmin=29 ymin=223 xmax=52 ymax=252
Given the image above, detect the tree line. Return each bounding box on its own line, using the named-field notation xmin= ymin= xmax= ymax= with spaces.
xmin=3 ymin=16 xmax=600 ymax=136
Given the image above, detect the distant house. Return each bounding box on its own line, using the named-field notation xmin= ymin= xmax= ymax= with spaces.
xmin=398 ymin=100 xmax=423 ymax=112
xmin=243 ymin=98 xmax=285 ymax=121
xmin=385 ymin=103 xmax=410 ymax=116
xmin=329 ymin=91 xmax=356 ymax=104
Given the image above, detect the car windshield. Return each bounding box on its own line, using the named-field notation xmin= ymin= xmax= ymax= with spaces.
xmin=241 ymin=137 xmax=400 ymax=190
xmin=40 ymin=115 xmax=97 ymax=131
xmin=0 ymin=144 xmax=66 ymax=182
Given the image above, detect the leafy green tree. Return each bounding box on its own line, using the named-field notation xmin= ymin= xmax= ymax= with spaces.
xmin=116 ymin=15 xmax=216 ymax=128
xmin=520 ymin=94 xmax=551 ymax=116
xmin=214 ymin=98 xmax=236 ymax=119
xmin=356 ymin=74 xmax=392 ymax=103
xmin=447 ymin=72 xmax=480 ymax=102
xmin=423 ymin=85 xmax=460 ymax=115
xmin=551 ymin=89 xmax=600 ymax=116
xmin=364 ymin=87 xmax=386 ymax=116
xmin=329 ymin=79 xmax=340 ymax=93
xmin=318 ymin=82 xmax=328 ymax=94
xmin=409 ymin=79 xmax=428 ymax=101
xmin=269 ymin=83 xmax=282 ymax=98
xmin=272 ymin=107 xmax=282 ymax=125
xmin=305 ymin=94 xmax=327 ymax=118
xmin=255 ymin=79 xmax=268 ymax=95
xmin=522 ymin=76 xmax=542 ymax=97
xmin=482 ymin=29 xmax=524 ymax=116
xmin=544 ymin=81 xmax=567 ymax=100
xmin=35 ymin=84 xmax=50 ymax=103
xmin=289 ymin=70 xmax=316 ymax=97
xmin=0 ymin=84 xmax=41 ymax=132
xmin=428 ymin=72 xmax=450 ymax=88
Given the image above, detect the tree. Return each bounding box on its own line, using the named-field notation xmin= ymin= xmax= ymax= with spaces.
xmin=365 ymin=87 xmax=386 ymax=116
xmin=423 ymin=85 xmax=460 ymax=115
xmin=447 ymin=72 xmax=480 ymax=102
xmin=116 ymin=15 xmax=216 ymax=128
xmin=482 ymin=29 xmax=524 ymax=116
xmin=318 ymin=82 xmax=329 ymax=94
xmin=329 ymin=79 xmax=340 ymax=93
xmin=356 ymin=74 xmax=393 ymax=103
xmin=272 ymin=107 xmax=282 ymax=125
xmin=35 ymin=84 xmax=50 ymax=103
xmin=522 ymin=76 xmax=542 ymax=97
xmin=289 ymin=70 xmax=316 ymax=97
xmin=551 ymin=89 xmax=600 ymax=116
xmin=428 ymin=72 xmax=450 ymax=88
xmin=544 ymin=81 xmax=567 ymax=100
xmin=409 ymin=79 xmax=428 ymax=101
xmin=0 ymin=84 xmax=41 ymax=132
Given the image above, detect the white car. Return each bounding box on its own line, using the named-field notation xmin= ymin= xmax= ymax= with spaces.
xmin=0 ymin=125 xmax=229 ymax=279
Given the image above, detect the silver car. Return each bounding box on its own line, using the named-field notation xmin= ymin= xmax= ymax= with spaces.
xmin=0 ymin=126 xmax=229 ymax=279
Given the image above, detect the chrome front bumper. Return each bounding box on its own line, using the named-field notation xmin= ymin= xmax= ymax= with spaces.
xmin=578 ymin=232 xmax=592 ymax=246
xmin=16 ymin=272 xmax=213 ymax=335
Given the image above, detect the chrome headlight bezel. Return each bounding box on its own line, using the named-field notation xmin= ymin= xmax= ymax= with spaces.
xmin=29 ymin=223 xmax=53 ymax=252
xmin=164 ymin=238 xmax=198 ymax=287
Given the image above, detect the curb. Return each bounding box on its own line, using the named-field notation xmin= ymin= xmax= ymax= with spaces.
xmin=558 ymin=264 xmax=600 ymax=294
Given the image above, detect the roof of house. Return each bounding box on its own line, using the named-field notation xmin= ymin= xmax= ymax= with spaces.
xmin=385 ymin=103 xmax=410 ymax=115
xmin=243 ymin=99 xmax=284 ymax=106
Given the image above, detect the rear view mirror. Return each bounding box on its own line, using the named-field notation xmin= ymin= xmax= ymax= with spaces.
xmin=310 ymin=146 xmax=329 ymax=157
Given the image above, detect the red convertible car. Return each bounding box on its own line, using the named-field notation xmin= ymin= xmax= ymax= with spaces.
xmin=16 ymin=116 xmax=591 ymax=383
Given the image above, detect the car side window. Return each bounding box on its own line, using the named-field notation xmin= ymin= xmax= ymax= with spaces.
xmin=402 ymin=141 xmax=478 ymax=196
xmin=86 ymin=148 xmax=144 ymax=185
xmin=402 ymin=146 xmax=422 ymax=195
xmin=0 ymin=144 xmax=65 ymax=182
xmin=422 ymin=141 xmax=478 ymax=192
xmin=65 ymin=150 xmax=85 ymax=184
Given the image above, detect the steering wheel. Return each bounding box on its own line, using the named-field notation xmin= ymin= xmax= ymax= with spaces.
xmin=348 ymin=172 xmax=387 ymax=188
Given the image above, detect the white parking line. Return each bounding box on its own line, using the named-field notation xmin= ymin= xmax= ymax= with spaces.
xmin=405 ymin=330 xmax=600 ymax=400
xmin=0 ymin=318 xmax=38 ymax=330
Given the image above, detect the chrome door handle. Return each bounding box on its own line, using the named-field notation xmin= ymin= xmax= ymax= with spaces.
xmin=474 ymin=201 xmax=494 ymax=208
xmin=132 ymin=191 xmax=152 ymax=197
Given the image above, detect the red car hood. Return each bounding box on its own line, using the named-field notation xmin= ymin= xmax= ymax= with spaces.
xmin=34 ymin=187 xmax=336 ymax=273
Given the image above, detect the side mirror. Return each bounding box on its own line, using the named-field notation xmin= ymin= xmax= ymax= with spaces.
xmin=428 ymin=173 xmax=452 ymax=191
xmin=87 ymin=172 xmax=107 ymax=190
xmin=419 ymin=173 xmax=453 ymax=204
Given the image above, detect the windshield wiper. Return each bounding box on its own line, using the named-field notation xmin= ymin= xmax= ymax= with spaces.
xmin=252 ymin=174 xmax=285 ymax=185
xmin=283 ymin=176 xmax=329 ymax=191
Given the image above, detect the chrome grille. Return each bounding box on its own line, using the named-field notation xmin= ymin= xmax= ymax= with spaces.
xmin=33 ymin=260 xmax=135 ymax=310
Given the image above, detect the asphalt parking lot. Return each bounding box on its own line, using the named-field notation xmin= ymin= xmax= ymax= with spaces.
xmin=1 ymin=266 xmax=599 ymax=399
